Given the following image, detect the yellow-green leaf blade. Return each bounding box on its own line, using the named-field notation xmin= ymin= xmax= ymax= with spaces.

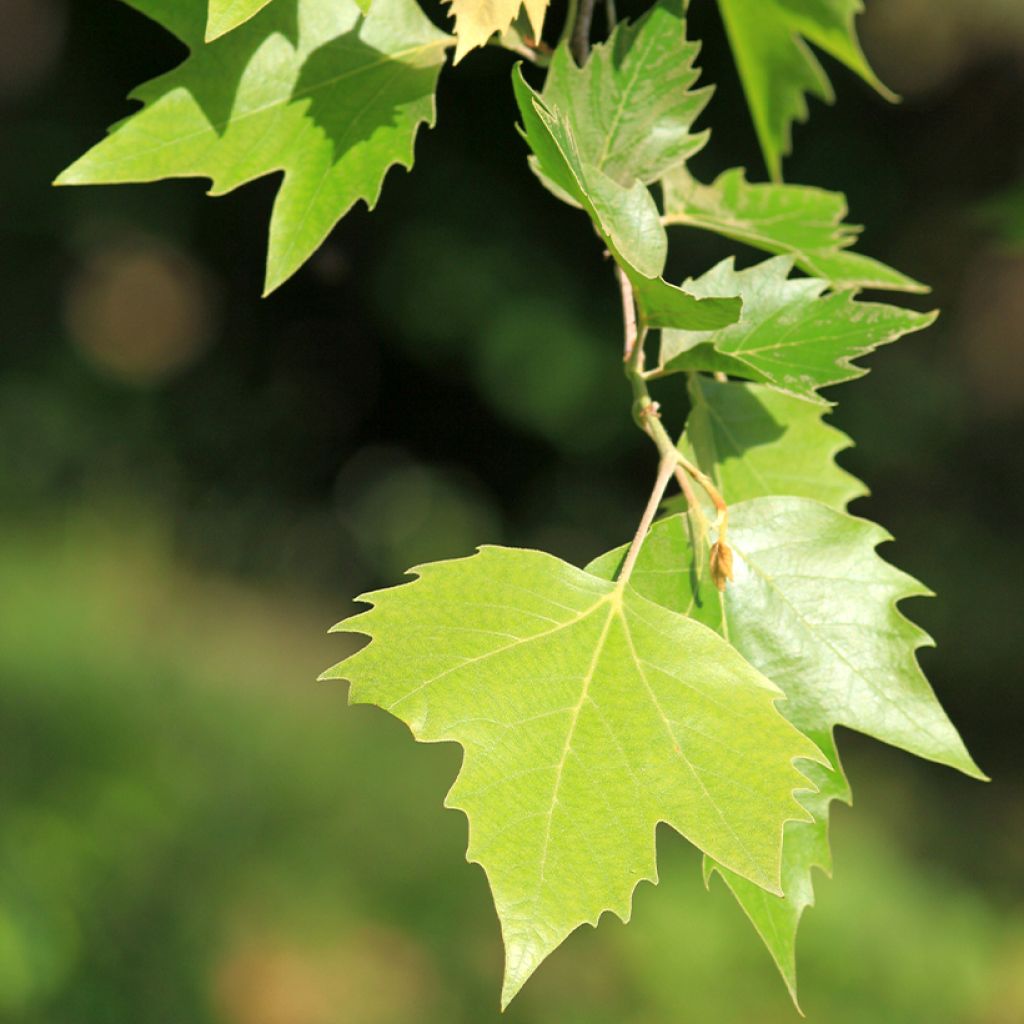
xmin=56 ymin=0 xmax=449 ymax=294
xmin=323 ymin=545 xmax=822 ymax=1005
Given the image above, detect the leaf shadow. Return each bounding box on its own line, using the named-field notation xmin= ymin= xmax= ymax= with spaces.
xmin=137 ymin=0 xmax=302 ymax=137
xmin=292 ymin=27 xmax=442 ymax=163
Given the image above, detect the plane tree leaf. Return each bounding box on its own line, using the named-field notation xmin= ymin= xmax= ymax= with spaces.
xmin=56 ymin=0 xmax=450 ymax=294
xmin=656 ymin=256 xmax=936 ymax=401
xmin=322 ymin=544 xmax=824 ymax=1007
xmin=513 ymin=66 xmax=741 ymax=331
xmin=541 ymin=0 xmax=711 ymax=185
xmin=675 ymin=373 xmax=867 ymax=511
xmin=587 ymin=499 xmax=985 ymax=997
xmin=716 ymin=0 xmax=893 ymax=180
xmin=448 ymin=0 xmax=548 ymax=63
xmin=661 ymin=167 xmax=927 ymax=294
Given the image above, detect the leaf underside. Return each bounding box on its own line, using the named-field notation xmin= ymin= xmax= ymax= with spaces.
xmin=323 ymin=545 xmax=824 ymax=1006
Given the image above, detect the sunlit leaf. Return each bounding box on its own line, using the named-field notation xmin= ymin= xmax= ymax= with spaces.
xmin=323 ymin=545 xmax=823 ymax=1006
xmin=57 ymin=0 xmax=449 ymax=294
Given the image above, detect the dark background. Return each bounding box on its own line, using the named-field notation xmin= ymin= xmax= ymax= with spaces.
xmin=1 ymin=0 xmax=1022 ymax=1020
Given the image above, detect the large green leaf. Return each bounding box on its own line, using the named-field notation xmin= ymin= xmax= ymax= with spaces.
xmin=588 ymin=499 xmax=985 ymax=997
xmin=677 ymin=374 xmax=867 ymax=510
xmin=716 ymin=0 xmax=892 ymax=179
xmin=322 ymin=545 xmax=823 ymax=1006
xmin=513 ymin=67 xmax=741 ymax=331
xmin=56 ymin=0 xmax=450 ymax=294
xmin=541 ymin=0 xmax=711 ymax=186
xmin=657 ymin=257 xmax=936 ymax=401
xmin=662 ymin=167 xmax=926 ymax=293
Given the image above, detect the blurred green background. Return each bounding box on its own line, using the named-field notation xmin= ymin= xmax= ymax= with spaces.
xmin=2 ymin=0 xmax=1023 ymax=1020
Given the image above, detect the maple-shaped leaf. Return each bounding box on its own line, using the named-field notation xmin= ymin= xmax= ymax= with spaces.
xmin=662 ymin=167 xmax=926 ymax=293
xmin=588 ymin=499 xmax=985 ymax=997
xmin=322 ymin=545 xmax=824 ymax=1006
xmin=656 ymin=256 xmax=936 ymax=401
xmin=56 ymin=0 xmax=450 ymax=295
xmin=541 ymin=0 xmax=711 ymax=185
xmin=676 ymin=374 xmax=867 ymax=511
xmin=449 ymin=0 xmax=547 ymax=63
xmin=513 ymin=67 xmax=741 ymax=331
xmin=716 ymin=0 xmax=893 ymax=180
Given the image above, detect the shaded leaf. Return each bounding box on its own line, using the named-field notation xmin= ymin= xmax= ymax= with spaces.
xmin=662 ymin=166 xmax=926 ymax=293
xmin=542 ymin=0 xmax=711 ymax=185
xmin=716 ymin=0 xmax=892 ymax=179
xmin=323 ymin=545 xmax=823 ymax=1006
xmin=588 ymin=499 xmax=985 ymax=998
xmin=57 ymin=0 xmax=450 ymax=294
xmin=513 ymin=66 xmax=741 ymax=330
xmin=657 ymin=257 xmax=936 ymax=401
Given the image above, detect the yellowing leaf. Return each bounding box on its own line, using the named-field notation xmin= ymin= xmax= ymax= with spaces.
xmin=449 ymin=0 xmax=548 ymax=62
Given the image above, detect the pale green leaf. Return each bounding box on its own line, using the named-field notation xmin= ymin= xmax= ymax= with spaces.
xmin=657 ymin=257 xmax=936 ymax=401
xmin=56 ymin=0 xmax=450 ymax=294
xmin=323 ymin=545 xmax=823 ymax=1006
xmin=541 ymin=0 xmax=711 ymax=185
xmin=677 ymin=374 xmax=867 ymax=510
xmin=716 ymin=0 xmax=893 ymax=179
xmin=513 ymin=67 xmax=741 ymax=331
xmin=587 ymin=499 xmax=984 ymax=997
xmin=662 ymin=166 xmax=926 ymax=293
xmin=448 ymin=0 xmax=548 ymax=63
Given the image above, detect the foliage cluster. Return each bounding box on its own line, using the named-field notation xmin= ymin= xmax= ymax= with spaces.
xmin=59 ymin=0 xmax=985 ymax=1008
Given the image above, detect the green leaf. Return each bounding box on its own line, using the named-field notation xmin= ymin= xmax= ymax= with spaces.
xmin=512 ymin=67 xmax=741 ymax=331
xmin=56 ymin=0 xmax=450 ymax=294
xmin=662 ymin=167 xmax=927 ymax=293
xmin=206 ymin=0 xmax=273 ymax=40
xmin=657 ymin=257 xmax=936 ymax=401
xmin=703 ymin=729 xmax=849 ymax=1006
xmin=677 ymin=374 xmax=867 ymax=510
xmin=587 ymin=499 xmax=985 ymax=998
xmin=716 ymin=0 xmax=893 ymax=179
xmin=541 ymin=0 xmax=711 ymax=186
xmin=322 ymin=545 xmax=824 ymax=1006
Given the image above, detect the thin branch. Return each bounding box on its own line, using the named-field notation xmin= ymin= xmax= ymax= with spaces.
xmin=571 ymin=0 xmax=597 ymax=63
xmin=617 ymin=264 xmax=638 ymax=362
xmin=617 ymin=454 xmax=678 ymax=586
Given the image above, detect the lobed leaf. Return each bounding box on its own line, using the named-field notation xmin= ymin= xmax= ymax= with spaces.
xmin=206 ymin=0 xmax=274 ymax=40
xmin=56 ymin=0 xmax=450 ymax=294
xmin=541 ymin=0 xmax=711 ymax=186
xmin=323 ymin=545 xmax=824 ymax=1006
xmin=588 ymin=498 xmax=985 ymax=997
xmin=656 ymin=256 xmax=936 ymax=401
xmin=513 ymin=66 xmax=741 ymax=331
xmin=716 ymin=0 xmax=893 ymax=180
xmin=662 ymin=167 xmax=927 ymax=294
